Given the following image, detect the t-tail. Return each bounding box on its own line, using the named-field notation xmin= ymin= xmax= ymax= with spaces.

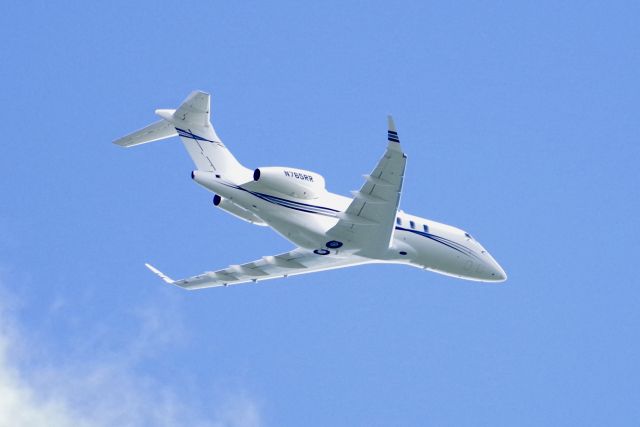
xmin=113 ymin=91 xmax=249 ymax=181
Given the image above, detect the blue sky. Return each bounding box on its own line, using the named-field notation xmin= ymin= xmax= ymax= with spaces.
xmin=1 ymin=1 xmax=639 ymax=425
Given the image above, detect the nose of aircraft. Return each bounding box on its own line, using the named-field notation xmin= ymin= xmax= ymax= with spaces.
xmin=486 ymin=257 xmax=507 ymax=282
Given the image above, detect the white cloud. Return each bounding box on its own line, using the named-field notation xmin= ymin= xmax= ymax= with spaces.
xmin=0 ymin=285 xmax=263 ymax=427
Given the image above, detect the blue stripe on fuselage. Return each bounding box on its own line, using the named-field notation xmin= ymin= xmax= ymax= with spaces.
xmin=395 ymin=226 xmax=481 ymax=260
xmin=219 ymin=182 xmax=340 ymax=217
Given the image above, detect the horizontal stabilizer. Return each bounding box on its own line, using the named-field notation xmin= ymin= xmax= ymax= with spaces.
xmin=113 ymin=119 xmax=177 ymax=147
xmin=144 ymin=263 xmax=174 ymax=284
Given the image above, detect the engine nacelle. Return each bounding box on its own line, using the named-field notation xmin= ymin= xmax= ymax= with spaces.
xmin=253 ymin=167 xmax=326 ymax=199
xmin=213 ymin=194 xmax=267 ymax=226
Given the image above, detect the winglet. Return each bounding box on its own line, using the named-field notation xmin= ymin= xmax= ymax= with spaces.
xmin=144 ymin=263 xmax=175 ymax=284
xmin=387 ymin=115 xmax=397 ymax=132
xmin=387 ymin=115 xmax=400 ymax=145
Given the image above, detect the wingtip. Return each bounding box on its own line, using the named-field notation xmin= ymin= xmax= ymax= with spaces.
xmin=386 ymin=115 xmax=400 ymax=147
xmin=112 ymin=137 xmax=129 ymax=147
xmin=387 ymin=115 xmax=396 ymax=132
xmin=144 ymin=263 xmax=175 ymax=284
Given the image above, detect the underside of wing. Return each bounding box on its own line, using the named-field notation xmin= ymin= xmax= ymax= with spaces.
xmin=113 ymin=119 xmax=177 ymax=147
xmin=328 ymin=116 xmax=407 ymax=255
xmin=145 ymin=248 xmax=370 ymax=290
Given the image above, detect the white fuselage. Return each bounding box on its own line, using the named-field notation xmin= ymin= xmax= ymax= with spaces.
xmin=193 ymin=172 xmax=507 ymax=282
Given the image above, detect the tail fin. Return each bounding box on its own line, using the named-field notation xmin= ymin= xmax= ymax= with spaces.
xmin=114 ymin=91 xmax=249 ymax=180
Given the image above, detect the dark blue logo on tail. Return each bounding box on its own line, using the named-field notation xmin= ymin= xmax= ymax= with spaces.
xmin=176 ymin=127 xmax=215 ymax=143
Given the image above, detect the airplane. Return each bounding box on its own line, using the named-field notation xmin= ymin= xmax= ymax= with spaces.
xmin=114 ymin=91 xmax=507 ymax=290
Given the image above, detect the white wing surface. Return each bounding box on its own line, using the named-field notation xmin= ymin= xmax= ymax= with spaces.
xmin=145 ymin=248 xmax=370 ymax=290
xmin=328 ymin=116 xmax=407 ymax=254
xmin=113 ymin=119 xmax=177 ymax=147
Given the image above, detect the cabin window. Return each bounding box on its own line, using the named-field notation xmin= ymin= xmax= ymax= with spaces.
xmin=423 ymin=224 xmax=429 ymax=233
xmin=410 ymin=220 xmax=416 ymax=229
xmin=396 ymin=217 xmax=402 ymax=226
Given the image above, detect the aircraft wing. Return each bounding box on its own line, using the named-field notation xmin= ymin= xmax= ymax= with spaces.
xmin=328 ymin=116 xmax=407 ymax=254
xmin=145 ymin=248 xmax=370 ymax=290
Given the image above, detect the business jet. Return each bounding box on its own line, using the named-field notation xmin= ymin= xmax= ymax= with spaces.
xmin=114 ymin=91 xmax=507 ymax=289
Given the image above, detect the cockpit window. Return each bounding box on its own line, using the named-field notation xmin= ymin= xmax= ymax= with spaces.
xmin=423 ymin=224 xmax=429 ymax=233
xmin=410 ymin=220 xmax=416 ymax=229
xmin=465 ymin=232 xmax=473 ymax=239
xmin=396 ymin=217 xmax=402 ymax=226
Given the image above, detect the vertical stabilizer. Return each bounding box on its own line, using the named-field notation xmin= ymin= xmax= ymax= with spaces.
xmin=170 ymin=91 xmax=247 ymax=179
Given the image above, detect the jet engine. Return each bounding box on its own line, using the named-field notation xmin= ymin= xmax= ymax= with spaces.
xmin=252 ymin=167 xmax=326 ymax=199
xmin=213 ymin=194 xmax=267 ymax=226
